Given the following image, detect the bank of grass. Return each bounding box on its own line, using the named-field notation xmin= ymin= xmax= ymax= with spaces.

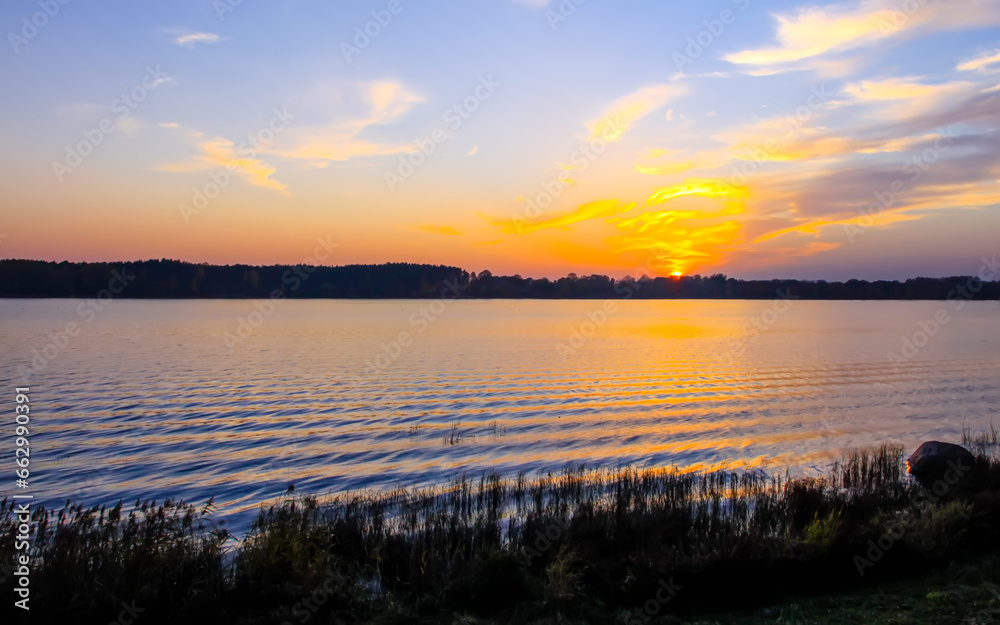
xmin=3 ymin=438 xmax=1000 ymax=624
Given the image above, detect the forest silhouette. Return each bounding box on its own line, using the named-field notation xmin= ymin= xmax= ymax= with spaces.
xmin=1 ymin=259 xmax=998 ymax=300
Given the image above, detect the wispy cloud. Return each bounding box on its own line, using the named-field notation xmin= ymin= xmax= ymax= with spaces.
xmin=157 ymin=131 xmax=287 ymax=194
xmin=490 ymin=200 xmax=635 ymax=234
xmin=586 ymin=84 xmax=685 ymax=141
xmin=958 ymin=48 xmax=1000 ymax=72
xmin=725 ymin=1 xmax=890 ymax=67
xmin=725 ymin=0 xmax=1000 ymax=75
xmin=843 ymin=76 xmax=941 ymax=101
xmin=174 ymin=32 xmax=221 ymax=47
xmin=269 ymin=80 xmax=424 ymax=164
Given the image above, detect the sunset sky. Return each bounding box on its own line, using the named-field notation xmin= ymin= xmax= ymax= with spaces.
xmin=1 ymin=0 xmax=998 ymax=279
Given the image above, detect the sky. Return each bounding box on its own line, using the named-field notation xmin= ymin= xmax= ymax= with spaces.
xmin=0 ymin=0 xmax=998 ymax=280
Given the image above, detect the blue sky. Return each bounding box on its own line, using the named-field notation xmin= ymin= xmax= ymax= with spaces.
xmin=1 ymin=0 xmax=998 ymax=279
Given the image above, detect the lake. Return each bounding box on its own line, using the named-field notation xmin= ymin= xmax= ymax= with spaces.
xmin=2 ymin=298 xmax=998 ymax=533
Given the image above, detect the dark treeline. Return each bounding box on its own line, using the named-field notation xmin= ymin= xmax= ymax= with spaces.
xmin=1 ymin=258 xmax=999 ymax=300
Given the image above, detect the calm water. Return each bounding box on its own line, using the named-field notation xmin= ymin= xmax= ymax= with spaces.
xmin=2 ymin=299 xmax=998 ymax=532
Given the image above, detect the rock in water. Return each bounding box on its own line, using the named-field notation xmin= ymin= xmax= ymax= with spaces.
xmin=906 ymin=441 xmax=978 ymax=492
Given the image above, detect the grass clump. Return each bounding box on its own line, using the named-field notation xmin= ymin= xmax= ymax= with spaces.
xmin=0 ymin=498 xmax=231 ymax=622
xmin=2 ymin=443 xmax=1000 ymax=623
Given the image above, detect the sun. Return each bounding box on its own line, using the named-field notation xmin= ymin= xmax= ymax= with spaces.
xmin=671 ymin=271 xmax=683 ymax=277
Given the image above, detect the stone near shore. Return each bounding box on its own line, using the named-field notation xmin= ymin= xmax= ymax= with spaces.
xmin=906 ymin=441 xmax=978 ymax=493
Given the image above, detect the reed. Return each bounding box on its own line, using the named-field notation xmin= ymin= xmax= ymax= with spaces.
xmin=3 ymin=444 xmax=999 ymax=623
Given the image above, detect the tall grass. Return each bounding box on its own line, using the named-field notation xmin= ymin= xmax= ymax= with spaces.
xmin=2 ymin=443 xmax=999 ymax=623
xmin=964 ymin=420 xmax=1000 ymax=453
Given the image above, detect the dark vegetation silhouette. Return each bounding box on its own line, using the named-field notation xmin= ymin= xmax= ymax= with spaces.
xmin=2 ymin=259 xmax=999 ymax=300
xmin=3 ymin=440 xmax=1000 ymax=623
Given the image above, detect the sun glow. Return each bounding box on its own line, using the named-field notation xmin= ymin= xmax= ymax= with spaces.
xmin=607 ymin=178 xmax=748 ymax=276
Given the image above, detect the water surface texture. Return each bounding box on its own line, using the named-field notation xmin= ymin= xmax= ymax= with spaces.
xmin=2 ymin=299 xmax=998 ymax=531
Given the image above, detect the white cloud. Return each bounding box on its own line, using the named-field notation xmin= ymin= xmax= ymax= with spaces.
xmin=174 ymin=32 xmax=221 ymax=47
xmin=270 ymin=80 xmax=425 ymax=164
xmin=958 ymin=49 xmax=1000 ymax=72
xmin=725 ymin=0 xmax=1000 ymax=74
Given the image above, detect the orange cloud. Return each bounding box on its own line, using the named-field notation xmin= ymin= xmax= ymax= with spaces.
xmin=158 ymin=136 xmax=287 ymax=193
xmin=608 ymin=179 xmax=749 ymax=275
xmin=488 ymin=199 xmax=636 ymax=234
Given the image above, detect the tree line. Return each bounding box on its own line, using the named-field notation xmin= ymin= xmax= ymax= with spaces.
xmin=1 ymin=259 xmax=998 ymax=300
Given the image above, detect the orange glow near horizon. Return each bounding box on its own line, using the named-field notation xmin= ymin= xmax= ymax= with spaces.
xmin=601 ymin=178 xmax=749 ymax=277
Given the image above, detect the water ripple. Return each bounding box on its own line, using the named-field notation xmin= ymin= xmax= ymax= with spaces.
xmin=2 ymin=299 xmax=998 ymax=534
